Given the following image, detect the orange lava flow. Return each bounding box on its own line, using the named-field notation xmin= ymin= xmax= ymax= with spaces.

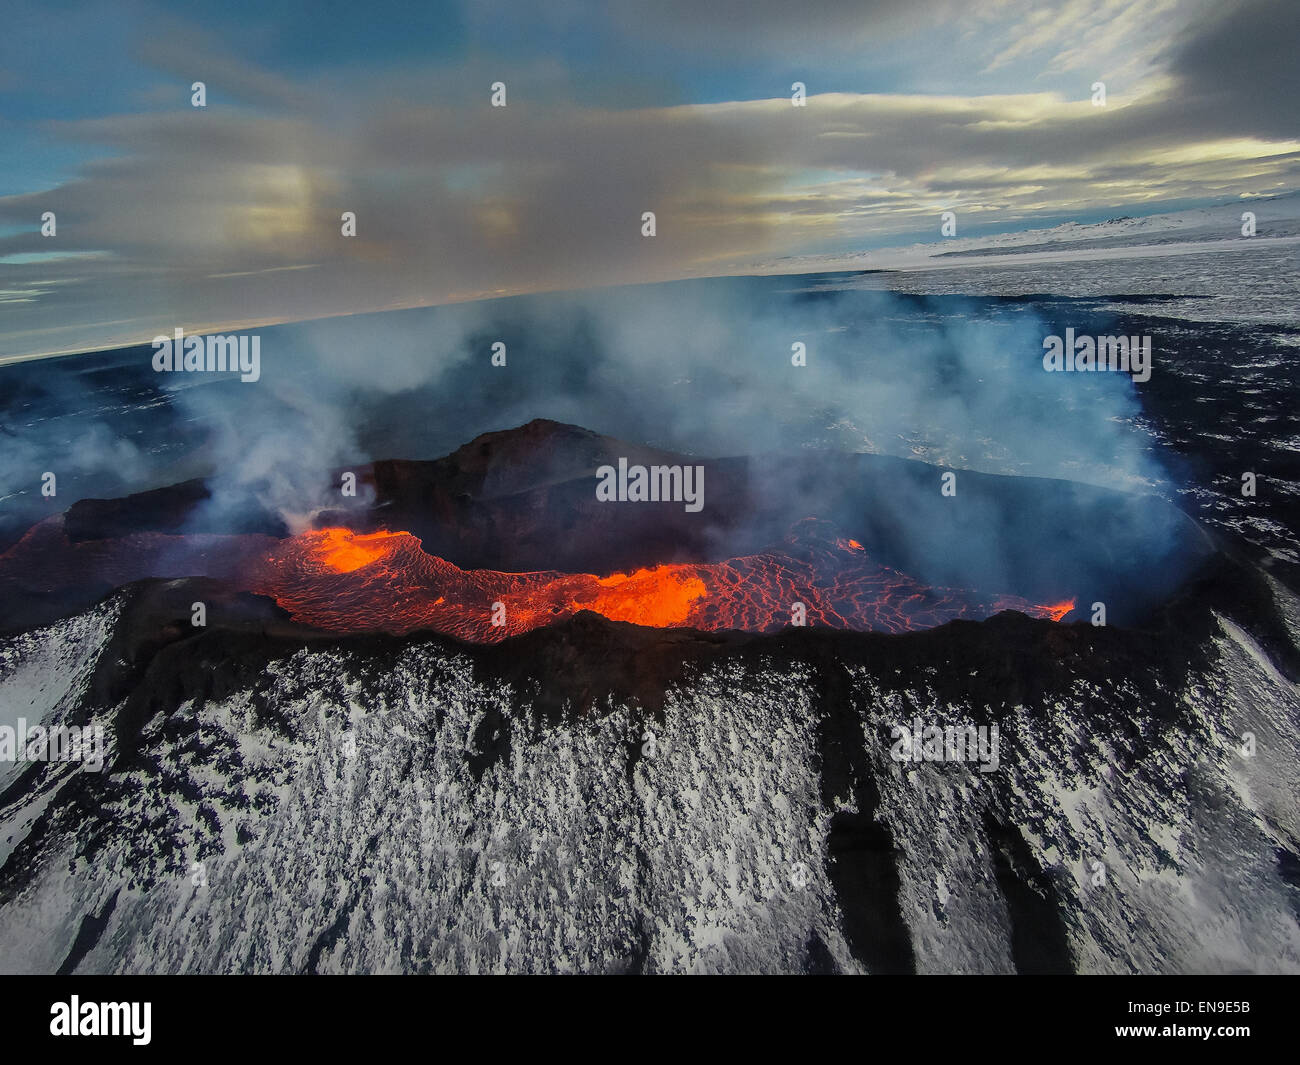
xmin=314 ymin=527 xmax=397 ymax=573
xmin=236 ymin=525 xmax=1076 ymax=642
xmin=1042 ymin=598 xmax=1077 ymax=622
xmin=587 ymin=568 xmax=708 ymax=627
xmin=0 ymin=518 xmax=1078 ymax=643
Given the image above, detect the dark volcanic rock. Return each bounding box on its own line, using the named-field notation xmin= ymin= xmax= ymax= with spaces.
xmin=65 ymin=479 xmax=288 ymax=541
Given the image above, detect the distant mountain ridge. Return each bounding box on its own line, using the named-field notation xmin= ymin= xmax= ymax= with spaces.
xmin=746 ymin=191 xmax=1300 ymax=275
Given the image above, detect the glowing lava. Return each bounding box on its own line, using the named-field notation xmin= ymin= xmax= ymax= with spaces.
xmin=313 ymin=527 xmax=399 ymax=573
xmin=1043 ymin=598 xmax=1077 ymax=622
xmin=0 ymin=520 xmax=1078 ymax=643
xmin=239 ymin=525 xmax=1076 ymax=642
xmin=586 ymin=567 xmax=708 ymax=627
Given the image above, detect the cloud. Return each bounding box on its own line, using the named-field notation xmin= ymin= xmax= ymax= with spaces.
xmin=131 ymin=20 xmax=318 ymax=112
xmin=1162 ymin=0 xmax=1300 ymax=138
xmin=602 ymin=0 xmax=967 ymax=52
xmin=982 ymin=0 xmax=1194 ymax=78
xmin=0 ymin=0 xmax=1297 ymax=357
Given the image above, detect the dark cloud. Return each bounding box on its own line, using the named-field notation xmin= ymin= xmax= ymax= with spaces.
xmin=1164 ymin=0 xmax=1300 ymax=137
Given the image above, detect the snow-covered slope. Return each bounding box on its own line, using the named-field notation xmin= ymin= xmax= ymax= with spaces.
xmin=0 ymin=567 xmax=1297 ymax=974
xmin=748 ymin=192 xmax=1300 ymax=276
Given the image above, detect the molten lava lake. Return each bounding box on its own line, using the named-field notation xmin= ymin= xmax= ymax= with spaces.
xmin=230 ymin=524 xmax=1073 ymax=639
xmin=0 ymin=519 xmax=1078 ymax=641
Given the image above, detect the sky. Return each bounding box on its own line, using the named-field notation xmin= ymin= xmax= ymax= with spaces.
xmin=1 ymin=0 xmax=1298 ymax=358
